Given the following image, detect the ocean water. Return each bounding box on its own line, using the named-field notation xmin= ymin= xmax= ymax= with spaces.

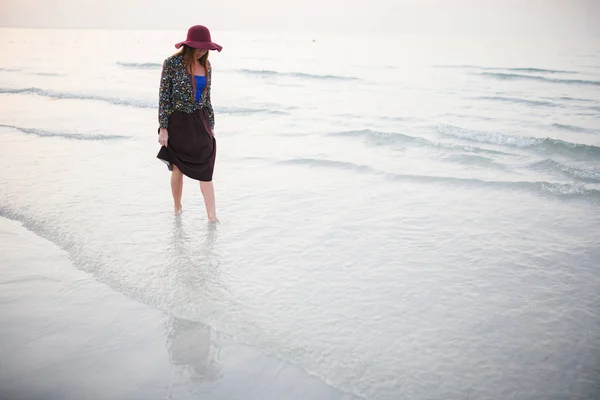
xmin=1 ymin=28 xmax=599 ymax=399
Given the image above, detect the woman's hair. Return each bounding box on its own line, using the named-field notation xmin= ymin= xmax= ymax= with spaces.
xmin=175 ymin=45 xmax=209 ymax=99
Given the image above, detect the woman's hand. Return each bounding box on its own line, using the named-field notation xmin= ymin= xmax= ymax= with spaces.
xmin=159 ymin=128 xmax=169 ymax=147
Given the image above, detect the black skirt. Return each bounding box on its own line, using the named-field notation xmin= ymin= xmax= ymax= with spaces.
xmin=157 ymin=108 xmax=216 ymax=182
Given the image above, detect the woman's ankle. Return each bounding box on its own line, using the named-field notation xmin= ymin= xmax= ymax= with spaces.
xmin=207 ymin=214 xmax=219 ymax=222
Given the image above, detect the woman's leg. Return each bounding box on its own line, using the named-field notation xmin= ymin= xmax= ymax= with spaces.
xmin=171 ymin=165 xmax=184 ymax=211
xmin=200 ymin=181 xmax=218 ymax=222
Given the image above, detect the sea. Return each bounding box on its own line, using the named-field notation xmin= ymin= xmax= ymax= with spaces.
xmin=0 ymin=28 xmax=599 ymax=399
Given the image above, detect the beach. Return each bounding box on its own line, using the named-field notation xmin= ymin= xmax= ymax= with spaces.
xmin=0 ymin=216 xmax=356 ymax=399
xmin=0 ymin=27 xmax=599 ymax=399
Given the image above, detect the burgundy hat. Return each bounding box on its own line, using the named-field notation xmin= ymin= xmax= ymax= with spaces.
xmin=175 ymin=25 xmax=222 ymax=52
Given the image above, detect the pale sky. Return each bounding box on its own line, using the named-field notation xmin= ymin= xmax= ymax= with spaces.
xmin=2 ymin=0 xmax=599 ymax=37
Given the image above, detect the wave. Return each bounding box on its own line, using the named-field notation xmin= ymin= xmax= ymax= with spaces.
xmin=0 ymin=68 xmax=64 ymax=76
xmin=117 ymin=61 xmax=162 ymax=70
xmin=480 ymin=72 xmax=600 ymax=86
xmin=331 ymin=129 xmax=427 ymax=144
xmin=474 ymin=96 xmax=559 ymax=107
xmin=0 ymin=124 xmax=129 ymax=141
xmin=551 ymin=96 xmax=596 ymax=103
xmin=529 ymin=159 xmax=600 ymax=183
xmin=330 ymin=129 xmax=509 ymax=155
xmin=28 ymin=72 xmax=65 ymax=77
xmin=0 ymin=87 xmax=288 ymax=116
xmin=476 ymin=95 xmax=599 ymax=112
xmin=238 ymin=69 xmax=360 ymax=81
xmin=435 ymin=65 xmax=576 ymax=74
xmin=380 ymin=115 xmax=416 ymax=121
xmin=279 ymin=158 xmax=376 ymax=174
xmin=532 ymin=181 xmax=600 ymax=198
xmin=437 ymin=124 xmax=600 ymax=159
xmin=552 ymin=123 xmax=599 ymax=135
xmin=277 ymin=157 xmax=600 ymax=200
xmin=499 ymin=67 xmax=574 ymax=74
xmin=0 ymin=87 xmax=157 ymax=108
xmin=440 ymin=153 xmax=509 ymax=170
xmin=216 ymin=106 xmax=288 ymax=115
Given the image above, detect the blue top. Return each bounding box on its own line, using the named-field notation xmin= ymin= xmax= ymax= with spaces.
xmin=194 ymin=75 xmax=207 ymax=102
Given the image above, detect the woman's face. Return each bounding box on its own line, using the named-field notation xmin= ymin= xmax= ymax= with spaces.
xmin=194 ymin=49 xmax=207 ymax=60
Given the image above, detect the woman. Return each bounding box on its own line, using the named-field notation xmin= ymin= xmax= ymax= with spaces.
xmin=157 ymin=25 xmax=222 ymax=222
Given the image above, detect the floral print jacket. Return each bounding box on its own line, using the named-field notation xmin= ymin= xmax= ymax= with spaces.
xmin=158 ymin=54 xmax=215 ymax=131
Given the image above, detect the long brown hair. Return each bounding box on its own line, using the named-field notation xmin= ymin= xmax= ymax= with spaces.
xmin=174 ymin=45 xmax=209 ymax=100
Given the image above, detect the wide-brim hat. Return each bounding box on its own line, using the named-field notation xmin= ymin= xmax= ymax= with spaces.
xmin=175 ymin=25 xmax=222 ymax=52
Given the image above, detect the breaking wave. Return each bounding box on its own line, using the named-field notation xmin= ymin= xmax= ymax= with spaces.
xmin=480 ymin=72 xmax=600 ymax=87
xmin=277 ymin=157 xmax=600 ymax=200
xmin=551 ymin=123 xmax=599 ymax=134
xmin=437 ymin=124 xmax=600 ymax=160
xmin=116 ymin=62 xmax=162 ymax=70
xmin=330 ymin=129 xmax=509 ymax=155
xmin=528 ymin=159 xmax=600 ymax=183
xmin=0 ymin=87 xmax=290 ymax=116
xmin=0 ymin=87 xmax=156 ymax=108
xmin=435 ymin=65 xmax=576 ymax=74
xmin=238 ymin=69 xmax=360 ymax=81
xmin=216 ymin=106 xmax=289 ymax=115
xmin=474 ymin=96 xmax=559 ymax=107
xmin=0 ymin=124 xmax=129 ymax=141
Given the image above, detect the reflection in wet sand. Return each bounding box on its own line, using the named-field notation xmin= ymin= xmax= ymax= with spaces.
xmin=165 ymin=317 xmax=221 ymax=383
xmin=165 ymin=215 xmax=223 ymax=383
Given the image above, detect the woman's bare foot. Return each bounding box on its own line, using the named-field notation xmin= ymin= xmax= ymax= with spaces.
xmin=174 ymin=204 xmax=183 ymax=213
xmin=200 ymin=181 xmax=218 ymax=223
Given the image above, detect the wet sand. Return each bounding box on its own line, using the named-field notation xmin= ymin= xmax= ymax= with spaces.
xmin=0 ymin=216 xmax=357 ymax=400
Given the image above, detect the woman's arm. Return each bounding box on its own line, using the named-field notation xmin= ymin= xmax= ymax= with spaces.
xmin=158 ymin=58 xmax=173 ymax=129
xmin=205 ymin=60 xmax=215 ymax=132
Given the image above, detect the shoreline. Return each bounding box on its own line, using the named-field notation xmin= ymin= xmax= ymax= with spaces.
xmin=0 ymin=216 xmax=358 ymax=400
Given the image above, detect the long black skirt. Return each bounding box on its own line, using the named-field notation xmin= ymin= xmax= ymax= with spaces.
xmin=157 ymin=108 xmax=216 ymax=182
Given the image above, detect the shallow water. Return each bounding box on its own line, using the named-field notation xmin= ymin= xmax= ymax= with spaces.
xmin=0 ymin=217 xmax=356 ymax=400
xmin=1 ymin=28 xmax=599 ymax=399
